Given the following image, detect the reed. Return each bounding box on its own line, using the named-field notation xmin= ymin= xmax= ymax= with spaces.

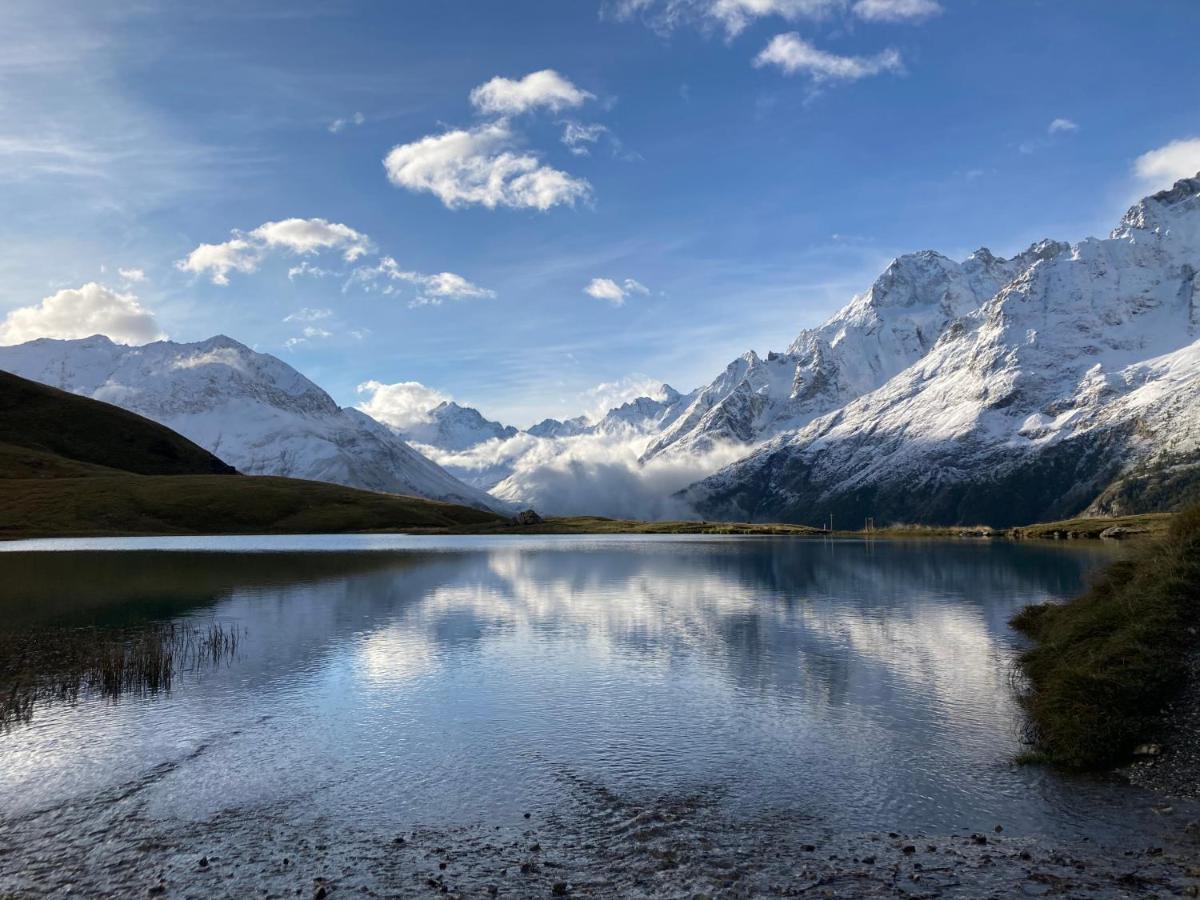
xmin=0 ymin=620 xmax=241 ymax=729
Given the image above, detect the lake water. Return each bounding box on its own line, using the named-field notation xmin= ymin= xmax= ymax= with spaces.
xmin=0 ymin=535 xmax=1190 ymax=895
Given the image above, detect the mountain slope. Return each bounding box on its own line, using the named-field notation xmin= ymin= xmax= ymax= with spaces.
xmin=0 ymin=370 xmax=504 ymax=537
xmin=686 ymin=175 xmax=1200 ymax=527
xmin=0 ymin=335 xmax=503 ymax=512
xmin=644 ymin=243 xmax=1066 ymax=462
xmin=0 ymin=370 xmax=235 ymax=478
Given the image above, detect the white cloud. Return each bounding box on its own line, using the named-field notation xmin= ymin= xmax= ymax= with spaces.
xmin=580 ymin=374 xmax=671 ymax=421
xmin=329 ymin=111 xmax=366 ymax=133
xmin=561 ymin=121 xmax=609 ymax=156
xmin=251 ymin=218 xmax=372 ymax=260
xmin=585 ymin=277 xmax=651 ymax=306
xmin=585 ymin=277 xmax=627 ymax=305
xmin=1134 ymin=138 xmax=1200 ymax=192
xmin=610 ymin=0 xmax=840 ymax=36
xmin=470 ymin=70 xmax=594 ymax=116
xmin=177 ymin=218 xmax=373 ymax=285
xmin=489 ymin=433 xmax=747 ymax=519
xmin=175 ymin=237 xmax=258 ymax=286
xmin=1048 ymin=117 xmax=1078 ymax=134
xmin=754 ymin=33 xmax=903 ymax=81
xmin=349 ymin=257 xmax=496 ymax=306
xmin=117 ymin=267 xmax=146 ymax=283
xmin=0 ymin=282 xmax=165 ymax=346
xmin=383 ymin=121 xmax=591 ymax=211
xmin=283 ymin=307 xmax=333 ymax=323
xmin=287 ymin=261 xmax=334 ymax=280
xmin=356 ymin=380 xmax=453 ymax=431
xmin=851 ymin=0 xmax=941 ymax=22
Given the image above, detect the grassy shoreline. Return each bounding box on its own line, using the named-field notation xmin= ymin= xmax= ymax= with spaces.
xmin=1011 ymin=505 xmax=1200 ymax=769
xmin=0 ymin=493 xmax=1178 ymax=543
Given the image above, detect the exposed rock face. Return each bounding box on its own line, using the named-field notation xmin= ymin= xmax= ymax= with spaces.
xmin=513 ymin=509 xmax=544 ymax=526
xmin=685 ymin=176 xmax=1200 ymax=527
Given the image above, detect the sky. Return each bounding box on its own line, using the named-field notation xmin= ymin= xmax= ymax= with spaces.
xmin=2 ymin=0 xmax=1200 ymax=427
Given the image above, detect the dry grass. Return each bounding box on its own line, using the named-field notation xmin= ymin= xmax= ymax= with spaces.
xmin=0 ymin=621 xmax=241 ymax=729
xmin=0 ymin=475 xmax=503 ymax=539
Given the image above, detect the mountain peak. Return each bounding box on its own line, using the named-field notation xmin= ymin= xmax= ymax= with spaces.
xmin=1113 ymin=172 xmax=1200 ymax=239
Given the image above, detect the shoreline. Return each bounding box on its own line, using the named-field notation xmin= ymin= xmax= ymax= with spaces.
xmin=2 ymin=778 xmax=1197 ymax=898
xmin=0 ymin=511 xmax=1173 ymax=544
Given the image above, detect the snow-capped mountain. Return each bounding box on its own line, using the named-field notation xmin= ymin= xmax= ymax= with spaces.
xmin=398 ymin=401 xmax=518 ymax=451
xmin=401 ymin=384 xmax=698 ymax=497
xmin=643 ymin=242 xmax=1066 ymax=461
xmin=0 ymin=335 xmax=504 ymax=512
xmin=684 ymin=175 xmax=1200 ymax=527
xmin=526 ymin=416 xmax=591 ymax=439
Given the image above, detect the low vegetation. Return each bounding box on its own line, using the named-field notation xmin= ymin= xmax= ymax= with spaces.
xmin=1009 ymin=512 xmax=1173 ymax=541
xmin=0 ymin=621 xmax=240 ymax=729
xmin=462 ymin=515 xmax=825 ymax=536
xmin=1011 ymin=504 xmax=1200 ymax=769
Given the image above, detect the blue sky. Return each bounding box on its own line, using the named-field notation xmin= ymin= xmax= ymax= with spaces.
xmin=2 ymin=0 xmax=1200 ymax=426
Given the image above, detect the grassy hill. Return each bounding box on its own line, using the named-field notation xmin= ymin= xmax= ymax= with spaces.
xmin=0 ymin=370 xmax=236 ymax=477
xmin=0 ymin=370 xmax=503 ymax=538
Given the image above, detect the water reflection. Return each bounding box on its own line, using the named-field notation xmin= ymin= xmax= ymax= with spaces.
xmin=0 ymin=536 xmax=1155 ymax=841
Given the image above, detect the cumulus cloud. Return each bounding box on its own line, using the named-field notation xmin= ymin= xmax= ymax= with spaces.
xmin=349 ymin=257 xmax=496 ymax=306
xmin=1048 ymin=117 xmax=1078 ymax=134
xmin=329 ymin=111 xmax=366 ymax=133
xmin=584 ymin=277 xmax=650 ymax=306
xmin=356 ymin=380 xmax=453 ymax=431
xmin=1134 ymin=138 xmax=1200 ymax=191
xmin=754 ymin=33 xmax=903 ymax=81
xmin=470 ymin=70 xmax=594 ymax=116
xmin=851 ymin=0 xmax=941 ymax=22
xmin=0 ymin=282 xmax=166 ymax=346
xmin=177 ymin=217 xmax=373 ymax=285
xmin=383 ymin=121 xmax=591 ymax=211
xmin=252 ymin=219 xmax=372 ymax=260
xmin=117 ymin=267 xmax=146 ymax=283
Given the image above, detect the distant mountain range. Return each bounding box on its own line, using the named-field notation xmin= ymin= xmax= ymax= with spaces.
xmin=3 ymin=176 xmax=1198 ymax=526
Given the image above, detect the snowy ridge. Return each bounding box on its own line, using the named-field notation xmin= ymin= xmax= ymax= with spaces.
xmin=398 ymin=401 xmax=518 ymax=451
xmin=685 ymin=175 xmax=1200 ymax=526
xmin=644 ymin=242 xmax=1067 ymax=461
xmin=0 ymin=335 xmax=506 ymax=512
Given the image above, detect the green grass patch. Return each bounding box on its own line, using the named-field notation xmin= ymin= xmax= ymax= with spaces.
xmin=1010 ymin=504 xmax=1200 ymax=769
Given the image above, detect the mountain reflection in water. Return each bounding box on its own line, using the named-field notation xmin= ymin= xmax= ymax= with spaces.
xmin=0 ymin=535 xmax=1160 ymax=844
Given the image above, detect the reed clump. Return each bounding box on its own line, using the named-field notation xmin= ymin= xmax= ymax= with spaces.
xmin=0 ymin=620 xmax=240 ymax=729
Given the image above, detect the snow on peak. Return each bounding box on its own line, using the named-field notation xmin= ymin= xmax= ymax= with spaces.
xmin=685 ymin=176 xmax=1200 ymax=526
xmin=0 ymin=335 xmax=504 ymax=511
